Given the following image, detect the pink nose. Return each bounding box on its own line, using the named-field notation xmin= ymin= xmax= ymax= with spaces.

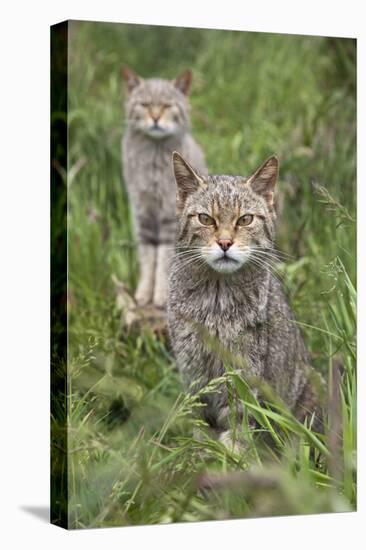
xmin=218 ymin=239 xmax=233 ymax=252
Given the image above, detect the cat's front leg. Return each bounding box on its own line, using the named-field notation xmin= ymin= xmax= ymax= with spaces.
xmin=135 ymin=243 xmax=156 ymax=306
xmin=216 ymin=402 xmax=257 ymax=453
xmin=153 ymin=244 xmax=173 ymax=309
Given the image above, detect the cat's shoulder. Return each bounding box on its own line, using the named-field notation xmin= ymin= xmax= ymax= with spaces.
xmin=180 ymin=134 xmax=207 ymax=174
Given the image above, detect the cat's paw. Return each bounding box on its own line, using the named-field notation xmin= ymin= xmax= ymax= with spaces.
xmin=218 ymin=430 xmax=246 ymax=455
xmin=153 ymin=285 xmax=167 ymax=309
xmin=135 ymin=285 xmax=153 ymax=306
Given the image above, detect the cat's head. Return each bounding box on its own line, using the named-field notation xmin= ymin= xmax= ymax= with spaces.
xmin=172 ymin=152 xmax=279 ymax=274
xmin=122 ymin=66 xmax=192 ymax=139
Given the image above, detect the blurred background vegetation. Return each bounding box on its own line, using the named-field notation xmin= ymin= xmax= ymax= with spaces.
xmin=51 ymin=21 xmax=356 ymax=528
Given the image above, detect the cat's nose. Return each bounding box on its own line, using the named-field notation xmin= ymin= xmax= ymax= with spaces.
xmin=218 ymin=239 xmax=233 ymax=252
xmin=150 ymin=108 xmax=161 ymax=123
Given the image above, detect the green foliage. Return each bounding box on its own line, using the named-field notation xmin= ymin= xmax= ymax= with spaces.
xmin=53 ymin=21 xmax=356 ymax=528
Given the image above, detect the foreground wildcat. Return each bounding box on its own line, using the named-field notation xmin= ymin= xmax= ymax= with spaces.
xmin=168 ymin=152 xmax=323 ymax=447
xmin=122 ymin=66 xmax=207 ymax=309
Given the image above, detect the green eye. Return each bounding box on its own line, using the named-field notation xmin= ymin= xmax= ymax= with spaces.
xmin=198 ymin=213 xmax=215 ymax=226
xmin=237 ymin=214 xmax=254 ymax=227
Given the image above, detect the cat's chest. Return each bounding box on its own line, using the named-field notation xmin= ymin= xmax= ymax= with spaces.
xmin=188 ymin=286 xmax=245 ymax=341
xmin=125 ymin=138 xmax=175 ymax=180
xmin=180 ymin=278 xmax=267 ymax=343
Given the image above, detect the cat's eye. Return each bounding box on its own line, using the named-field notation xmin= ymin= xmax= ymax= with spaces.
xmin=237 ymin=214 xmax=254 ymax=227
xmin=141 ymin=102 xmax=151 ymax=108
xmin=198 ymin=213 xmax=216 ymax=226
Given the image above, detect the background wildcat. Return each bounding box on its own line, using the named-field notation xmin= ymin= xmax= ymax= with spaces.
xmin=122 ymin=66 xmax=207 ymax=308
xmin=168 ymin=152 xmax=323 ymax=446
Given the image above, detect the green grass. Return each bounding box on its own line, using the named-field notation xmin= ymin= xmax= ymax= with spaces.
xmin=52 ymin=21 xmax=356 ymax=528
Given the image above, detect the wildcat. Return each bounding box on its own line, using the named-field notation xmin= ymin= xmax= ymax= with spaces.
xmin=168 ymin=152 xmax=323 ymax=448
xmin=121 ymin=66 xmax=207 ymax=309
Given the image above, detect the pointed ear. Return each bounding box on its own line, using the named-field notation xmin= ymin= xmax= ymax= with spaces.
xmin=247 ymin=155 xmax=279 ymax=208
xmin=173 ymin=69 xmax=192 ymax=96
xmin=121 ymin=65 xmax=141 ymax=93
xmin=172 ymin=151 xmax=205 ymax=211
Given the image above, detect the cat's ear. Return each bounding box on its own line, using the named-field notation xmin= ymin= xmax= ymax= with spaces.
xmin=173 ymin=69 xmax=192 ymax=96
xmin=121 ymin=65 xmax=141 ymax=93
xmin=247 ymin=155 xmax=279 ymax=208
xmin=172 ymin=151 xmax=205 ymax=211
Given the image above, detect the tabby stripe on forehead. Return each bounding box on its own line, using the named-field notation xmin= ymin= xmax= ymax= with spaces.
xmin=214 ymin=194 xmax=222 ymax=215
xmin=233 ymin=195 xmax=240 ymax=215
